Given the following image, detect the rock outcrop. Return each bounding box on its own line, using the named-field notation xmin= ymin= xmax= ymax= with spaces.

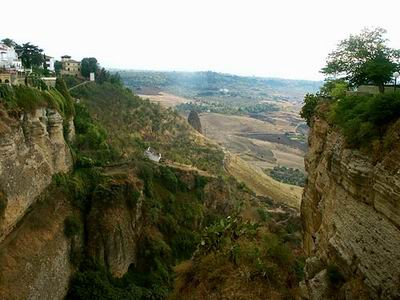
xmin=188 ymin=110 xmax=202 ymax=133
xmin=301 ymin=117 xmax=400 ymax=299
xmin=0 ymin=107 xmax=74 ymax=241
xmin=86 ymin=175 xmax=145 ymax=277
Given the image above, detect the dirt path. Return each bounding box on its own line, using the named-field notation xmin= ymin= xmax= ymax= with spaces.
xmin=103 ymin=159 xmax=216 ymax=179
xmin=68 ymin=80 xmax=92 ymax=91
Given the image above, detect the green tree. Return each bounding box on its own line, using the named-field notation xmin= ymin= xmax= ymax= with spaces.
xmin=80 ymin=57 xmax=98 ymax=78
xmin=1 ymin=38 xmax=16 ymax=47
xmin=54 ymin=60 xmax=62 ymax=75
xmin=300 ymin=93 xmax=320 ymax=126
xmin=321 ymin=28 xmax=400 ymax=93
xmin=15 ymin=43 xmax=44 ymax=69
xmin=320 ymin=79 xmax=348 ymax=99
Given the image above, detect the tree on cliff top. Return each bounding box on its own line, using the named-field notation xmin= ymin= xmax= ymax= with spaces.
xmin=81 ymin=57 xmax=99 ymax=78
xmin=188 ymin=110 xmax=202 ymax=133
xmin=15 ymin=43 xmax=44 ymax=69
xmin=321 ymin=27 xmax=400 ymax=93
xmin=1 ymin=38 xmax=16 ymax=47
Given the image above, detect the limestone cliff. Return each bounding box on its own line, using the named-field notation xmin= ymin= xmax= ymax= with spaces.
xmin=0 ymin=185 xmax=74 ymax=300
xmin=86 ymin=175 xmax=145 ymax=277
xmin=0 ymin=107 xmax=74 ymax=241
xmin=301 ymin=116 xmax=400 ymax=299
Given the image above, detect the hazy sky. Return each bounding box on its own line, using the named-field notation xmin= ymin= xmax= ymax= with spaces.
xmin=1 ymin=0 xmax=400 ymax=80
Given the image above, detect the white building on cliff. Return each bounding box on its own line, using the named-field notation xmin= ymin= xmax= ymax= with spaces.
xmin=0 ymin=44 xmax=23 ymax=71
xmin=144 ymin=147 xmax=162 ymax=162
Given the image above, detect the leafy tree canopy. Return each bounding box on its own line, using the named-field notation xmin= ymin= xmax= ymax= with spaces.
xmin=321 ymin=28 xmax=400 ymax=92
xmin=300 ymin=93 xmax=320 ymax=126
xmin=319 ymin=79 xmax=348 ymax=99
xmin=15 ymin=42 xmax=44 ymax=69
xmin=1 ymin=38 xmax=16 ymax=47
xmin=54 ymin=60 xmax=62 ymax=74
xmin=81 ymin=57 xmax=99 ymax=78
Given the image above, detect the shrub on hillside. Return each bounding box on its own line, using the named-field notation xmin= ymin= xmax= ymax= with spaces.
xmin=327 ymin=264 xmax=345 ymax=288
xmin=160 ymin=167 xmax=178 ymax=193
xmin=64 ymin=215 xmax=82 ymax=238
xmin=269 ymin=166 xmax=306 ymax=187
xmin=300 ymin=93 xmax=320 ymax=126
xmin=331 ymin=93 xmax=400 ymax=147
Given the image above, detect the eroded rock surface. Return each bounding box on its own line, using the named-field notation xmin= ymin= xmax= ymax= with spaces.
xmin=0 ymin=108 xmax=73 ymax=241
xmin=0 ymin=190 xmax=73 ymax=300
xmin=301 ymin=117 xmax=400 ymax=299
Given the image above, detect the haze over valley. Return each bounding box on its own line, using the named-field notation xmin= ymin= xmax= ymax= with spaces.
xmin=121 ymin=70 xmax=317 ymax=184
xmin=1 ymin=1 xmax=400 ymax=299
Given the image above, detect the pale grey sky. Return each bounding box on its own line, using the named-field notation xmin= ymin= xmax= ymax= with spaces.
xmin=1 ymin=0 xmax=400 ymax=80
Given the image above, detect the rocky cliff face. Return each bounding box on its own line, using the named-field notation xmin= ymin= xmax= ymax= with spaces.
xmin=301 ymin=117 xmax=400 ymax=299
xmin=0 ymin=107 xmax=74 ymax=241
xmin=86 ymin=175 xmax=145 ymax=277
xmin=0 ymin=189 xmax=73 ymax=300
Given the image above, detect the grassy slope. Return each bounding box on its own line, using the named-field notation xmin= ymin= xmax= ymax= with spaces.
xmin=225 ymin=153 xmax=302 ymax=208
xmin=71 ymin=82 xmax=302 ymax=207
xmin=70 ymin=82 xmax=224 ymax=174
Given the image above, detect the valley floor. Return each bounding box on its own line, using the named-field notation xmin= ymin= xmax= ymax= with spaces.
xmin=141 ymin=91 xmax=305 ymax=208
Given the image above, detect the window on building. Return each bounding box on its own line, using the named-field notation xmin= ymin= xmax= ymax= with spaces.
xmin=5 ymin=79 xmax=9 ymax=83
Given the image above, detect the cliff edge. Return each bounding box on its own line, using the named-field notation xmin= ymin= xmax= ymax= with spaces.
xmin=0 ymin=106 xmax=74 ymax=241
xmin=301 ymin=115 xmax=400 ymax=299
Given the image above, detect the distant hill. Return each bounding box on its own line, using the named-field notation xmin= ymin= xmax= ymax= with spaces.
xmin=117 ymin=70 xmax=322 ymax=103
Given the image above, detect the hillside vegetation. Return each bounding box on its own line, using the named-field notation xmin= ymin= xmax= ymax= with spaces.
xmin=70 ymin=82 xmax=224 ymax=173
xmin=302 ymin=92 xmax=400 ymax=151
xmin=300 ymin=28 xmax=400 ymax=151
xmin=65 ymin=80 xmax=305 ymax=299
xmin=0 ymin=77 xmax=305 ymax=299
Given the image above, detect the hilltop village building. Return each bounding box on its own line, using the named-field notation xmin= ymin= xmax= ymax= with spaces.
xmin=60 ymin=55 xmax=81 ymax=76
xmin=0 ymin=44 xmax=23 ymax=71
xmin=44 ymin=55 xmax=55 ymax=72
xmin=0 ymin=43 xmax=24 ymax=84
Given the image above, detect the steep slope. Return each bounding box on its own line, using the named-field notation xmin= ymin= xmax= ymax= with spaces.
xmin=0 ymin=84 xmax=76 ymax=299
xmin=225 ymin=153 xmax=302 ymax=208
xmin=301 ymin=115 xmax=400 ymax=299
xmin=0 ymin=80 xmax=307 ymax=300
xmin=70 ymin=82 xmax=224 ymax=174
xmin=0 ymin=184 xmax=74 ymax=299
xmin=0 ymin=84 xmax=75 ymax=241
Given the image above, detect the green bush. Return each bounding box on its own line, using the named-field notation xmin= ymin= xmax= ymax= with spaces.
xmin=266 ymin=238 xmax=291 ymax=267
xmin=0 ymin=84 xmax=74 ymax=118
xmin=269 ymin=166 xmax=306 ymax=187
xmin=160 ymin=167 xmax=178 ymax=193
xmin=64 ymin=215 xmax=82 ymax=238
xmin=331 ymin=93 xmax=400 ymax=147
xmin=138 ymin=163 xmax=154 ymax=198
xmin=67 ymin=259 xmax=149 ymax=300
xmin=300 ymin=93 xmax=320 ymax=126
xmin=327 ymin=264 xmax=345 ymax=288
xmin=256 ymin=208 xmax=270 ymax=222
xmin=73 ymin=102 xmax=120 ymax=165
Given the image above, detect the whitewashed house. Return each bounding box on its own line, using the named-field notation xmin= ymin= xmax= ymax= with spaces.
xmin=44 ymin=55 xmax=55 ymax=72
xmin=144 ymin=147 xmax=162 ymax=162
xmin=0 ymin=44 xmax=23 ymax=71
